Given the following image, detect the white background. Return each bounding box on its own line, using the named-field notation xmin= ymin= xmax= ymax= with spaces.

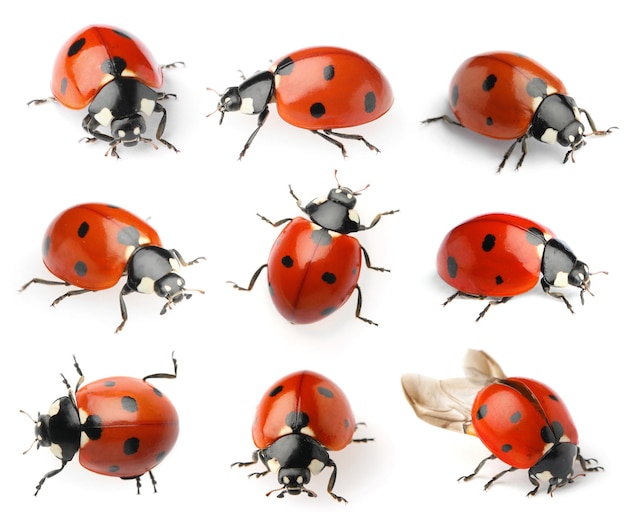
xmin=3 ymin=1 xmax=623 ymax=524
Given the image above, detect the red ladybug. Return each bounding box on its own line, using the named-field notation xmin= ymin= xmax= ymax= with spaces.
xmin=228 ymin=182 xmax=397 ymax=325
xmin=402 ymin=349 xmax=602 ymax=496
xmin=424 ymin=52 xmax=613 ymax=171
xmin=20 ymin=203 xmax=203 ymax=332
xmin=233 ymin=370 xmax=371 ymax=502
xmin=25 ymin=355 xmax=179 ymax=495
xmin=214 ymin=46 xmax=393 ymax=158
xmin=437 ymin=213 xmax=602 ymax=320
xmin=30 ymin=25 xmax=180 ymax=157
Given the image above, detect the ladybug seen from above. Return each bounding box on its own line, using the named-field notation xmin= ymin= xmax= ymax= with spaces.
xmin=23 ymin=355 xmax=179 ymax=495
xmin=402 ymin=349 xmax=602 ymax=496
xmin=213 ymin=46 xmax=394 ymax=159
xmin=233 ymin=370 xmax=371 ymax=502
xmin=228 ymin=178 xmax=398 ymax=325
xmin=423 ymin=52 xmax=614 ymax=171
xmin=29 ymin=25 xmax=181 ymax=158
xmin=437 ymin=213 xmax=604 ymax=320
xmin=20 ymin=203 xmax=204 ymax=332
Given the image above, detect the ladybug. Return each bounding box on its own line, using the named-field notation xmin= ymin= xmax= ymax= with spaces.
xmin=214 ymin=46 xmax=393 ymax=158
xmin=233 ymin=370 xmax=371 ymax=502
xmin=29 ymin=25 xmax=180 ymax=158
xmin=402 ymin=349 xmax=602 ymax=496
xmin=20 ymin=203 xmax=203 ymax=332
xmin=228 ymin=181 xmax=398 ymax=325
xmin=436 ymin=213 xmax=603 ymax=320
xmin=424 ymin=52 xmax=614 ymax=171
xmin=24 ymin=355 xmax=179 ymax=495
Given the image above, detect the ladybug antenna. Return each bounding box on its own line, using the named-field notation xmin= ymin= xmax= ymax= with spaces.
xmin=333 ymin=169 xmax=370 ymax=195
xmin=20 ymin=409 xmax=37 ymax=424
xmin=266 ymin=486 xmax=318 ymax=499
xmin=579 ymin=270 xmax=608 ymax=305
xmin=159 ymin=288 xmax=205 ymax=315
xmin=206 ymin=88 xmax=226 ymax=123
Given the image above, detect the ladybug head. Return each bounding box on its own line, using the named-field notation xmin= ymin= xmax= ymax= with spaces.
xmin=541 ymin=239 xmax=590 ymax=290
xmin=269 ymin=467 xmax=317 ymax=499
xmin=305 ymin=187 xmax=362 ymax=234
xmin=34 ymin=413 xmax=51 ymax=448
xmin=155 ymin=273 xmax=193 ymax=309
xmin=218 ymin=87 xmax=241 ymax=120
xmin=529 ymin=442 xmax=579 ymax=495
xmin=110 ymin=114 xmax=147 ymax=147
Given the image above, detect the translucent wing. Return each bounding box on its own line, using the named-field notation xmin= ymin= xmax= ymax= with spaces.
xmin=401 ymin=350 xmax=506 ymax=436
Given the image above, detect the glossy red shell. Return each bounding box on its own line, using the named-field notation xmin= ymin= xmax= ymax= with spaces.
xmin=252 ymin=371 xmax=355 ymax=451
xmin=449 ymin=52 xmax=567 ymax=139
xmin=437 ymin=213 xmax=556 ymax=297
xmin=51 ymin=25 xmax=163 ymax=109
xmin=76 ymin=376 xmax=179 ymax=478
xmin=471 ymin=377 xmax=578 ymax=469
xmin=266 ymin=217 xmax=362 ymax=324
xmin=271 ymin=46 xmax=393 ymax=130
xmin=42 ymin=203 xmax=161 ymax=290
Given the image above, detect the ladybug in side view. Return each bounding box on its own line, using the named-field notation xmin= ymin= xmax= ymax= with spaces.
xmin=23 ymin=355 xmax=179 ymax=495
xmin=20 ymin=203 xmax=204 ymax=332
xmin=213 ymin=46 xmax=393 ymax=159
xmin=233 ymin=370 xmax=371 ymax=502
xmin=437 ymin=213 xmax=604 ymax=320
xmin=402 ymin=349 xmax=602 ymax=496
xmin=228 ymin=180 xmax=398 ymax=325
xmin=424 ymin=52 xmax=614 ymax=171
xmin=29 ymin=25 xmax=180 ymax=158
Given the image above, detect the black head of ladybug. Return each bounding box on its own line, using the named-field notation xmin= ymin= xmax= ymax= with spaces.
xmin=217 ymin=71 xmax=275 ymax=120
xmin=110 ymin=113 xmax=147 ymax=147
xmin=305 ymin=186 xmax=362 ymax=234
xmin=528 ymin=440 xmax=579 ymax=495
xmin=34 ymin=396 xmax=81 ymax=463
xmin=541 ymin=238 xmax=590 ymax=292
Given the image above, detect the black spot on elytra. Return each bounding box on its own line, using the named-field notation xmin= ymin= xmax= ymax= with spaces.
xmin=285 ymin=410 xmax=309 ymax=433
xmin=364 ymin=91 xmax=376 ymax=113
xmin=281 ymin=255 xmax=294 ymax=268
xmin=526 ymin=227 xmax=547 ymax=246
xmin=124 ymin=437 xmax=140 ymax=455
xmin=549 ymin=394 xmax=559 ymax=401
xmin=68 ymin=38 xmax=86 ymax=57
xmin=495 ymin=275 xmax=504 ymax=285
xmin=311 ymin=229 xmax=332 ymax=246
xmin=153 ymin=387 xmax=163 ymax=397
xmin=60 ymin=78 xmax=68 ymax=96
xmin=112 ymin=29 xmax=132 ymax=40
xmin=482 ymin=234 xmax=496 ymax=252
xmin=343 ymin=418 xmax=350 ymax=428
xmin=540 ymin=422 xmax=564 ymax=445
xmin=526 ymin=78 xmax=549 ymax=99
xmin=317 ymin=386 xmax=334 ymax=398
xmin=483 ymin=74 xmax=497 ymax=91
xmin=323 ymin=65 xmax=335 ymax=81
xmin=486 ymin=116 xmax=493 ymax=126
xmin=510 ymin=411 xmax=521 ymax=424
xmin=74 ymin=261 xmax=87 ymax=276
xmin=78 ymin=221 xmax=89 ymax=238
xmin=108 ymin=465 xmax=120 ymax=473
xmin=275 ymin=56 xmax=295 ymax=75
xmin=269 ymin=385 xmax=284 ymax=397
xmin=322 ymin=272 xmax=336 ymax=285
xmin=310 ymin=102 xmax=326 ymax=119
xmin=101 ymin=57 xmax=127 ymax=77
xmin=447 ymin=256 xmax=458 ymax=279
xmin=476 ymin=404 xmax=488 ymax=420
xmin=104 ymin=381 xmax=116 ymax=387
xmin=117 ymin=226 xmax=141 ymax=247
xmin=320 ymin=306 xmax=337 ymax=316
xmin=121 ymin=396 xmax=138 ymax=413
xmin=156 ymin=451 xmax=167 ymax=462
xmin=83 ymin=414 xmax=103 ymax=440
xmin=451 ymin=85 xmax=459 ymax=107
xmin=501 ymin=444 xmax=513 ymax=453
xmin=43 ymin=236 xmax=51 ymax=257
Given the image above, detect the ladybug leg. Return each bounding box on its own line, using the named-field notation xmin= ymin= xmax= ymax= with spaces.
xmin=421 ymin=114 xmax=463 ymax=127
xmin=256 ymin=213 xmax=293 ymax=228
xmin=27 ymin=96 xmax=56 ymax=107
xmin=579 ymin=108 xmax=618 ymax=136
xmin=526 ymin=473 xmax=542 ymax=497
xmin=170 ymin=249 xmax=206 ymax=267
xmin=153 ymin=101 xmax=180 ymax=153
xmin=458 ymin=454 xmax=496 ymax=483
xmin=287 ymin=185 xmax=307 ymax=213
xmin=228 ymin=264 xmax=268 ymax=292
xmin=361 ymin=208 xmax=399 ymax=230
xmin=143 ymin=352 xmax=178 ymax=381
xmin=498 ymin=136 xmax=525 ymax=172
xmin=577 ymin=451 xmax=603 ymax=473
xmin=70 ymin=355 xmax=86 ymax=393
xmin=476 ymin=297 xmax=511 ymax=322
xmin=34 ymin=460 xmax=67 ymax=496
xmin=483 ymin=465 xmax=518 ymax=491
xmin=325 ymin=459 xmax=348 ymax=504
xmin=315 ymin=129 xmax=381 ymax=156
xmin=231 ymin=449 xmax=260 ymax=469
xmin=239 ymin=107 xmax=269 ymax=160
xmin=116 ymin=285 xmax=132 ymax=333
xmin=354 ymin=284 xmax=377 ymax=326
xmin=361 ymin=245 xmax=389 ymax=273
xmin=19 ymin=277 xmax=71 ymax=291
xmin=50 ymin=288 xmax=94 ymax=308
xmin=541 ymin=278 xmax=575 ymax=314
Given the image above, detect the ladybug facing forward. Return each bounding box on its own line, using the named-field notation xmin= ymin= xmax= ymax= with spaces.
xmin=30 ymin=25 xmax=180 ymax=158
xmin=214 ymin=46 xmax=394 ymax=158
xmin=228 ymin=181 xmax=398 ymax=325
xmin=233 ymin=371 xmax=371 ymax=502
xmin=24 ymin=355 xmax=179 ymax=495
xmin=20 ymin=203 xmax=204 ymax=332
xmin=436 ymin=213 xmax=603 ymax=320
xmin=402 ymin=349 xmax=602 ymax=496
xmin=424 ymin=52 xmax=613 ymax=171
